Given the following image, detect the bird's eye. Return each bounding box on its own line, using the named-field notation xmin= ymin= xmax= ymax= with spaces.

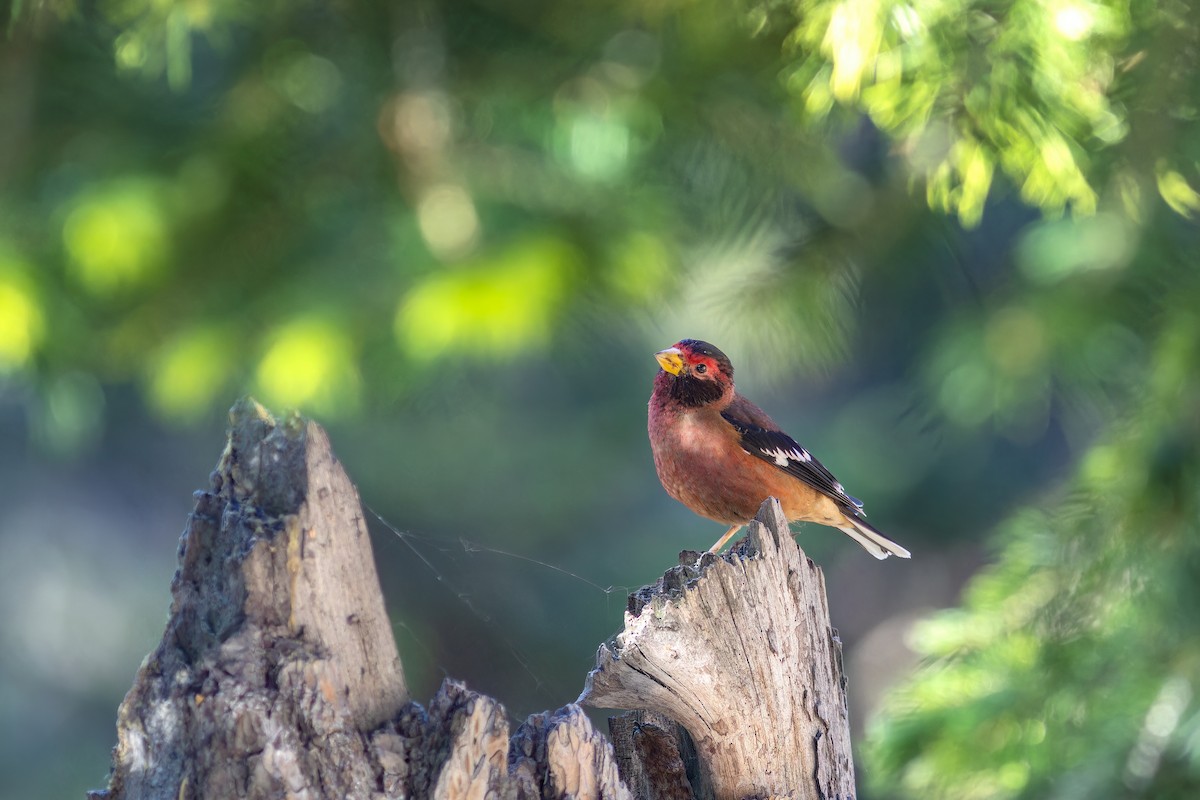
xmin=694 ymin=363 xmax=708 ymax=374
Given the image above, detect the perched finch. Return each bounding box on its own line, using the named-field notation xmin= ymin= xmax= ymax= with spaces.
xmin=648 ymin=339 xmax=911 ymax=559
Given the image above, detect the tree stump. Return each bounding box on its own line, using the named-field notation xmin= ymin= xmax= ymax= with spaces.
xmin=91 ymin=401 xmax=856 ymax=800
xmin=581 ymin=500 xmax=857 ymax=800
xmin=89 ymin=400 xmax=629 ymax=800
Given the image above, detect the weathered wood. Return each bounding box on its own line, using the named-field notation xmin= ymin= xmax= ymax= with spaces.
xmin=91 ymin=400 xmax=631 ymax=800
xmin=608 ymin=711 xmax=697 ymax=800
xmin=511 ymin=703 xmax=633 ymax=799
xmin=93 ymin=399 xmax=407 ymax=800
xmin=372 ymin=677 xmax=631 ymax=800
xmin=580 ymin=499 xmax=857 ymax=800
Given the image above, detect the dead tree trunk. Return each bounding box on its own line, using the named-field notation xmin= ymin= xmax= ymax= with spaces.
xmin=91 ymin=400 xmax=856 ymax=800
xmin=580 ymin=502 xmax=857 ymax=799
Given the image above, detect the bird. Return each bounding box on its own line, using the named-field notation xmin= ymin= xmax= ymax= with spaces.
xmin=647 ymin=338 xmax=911 ymax=559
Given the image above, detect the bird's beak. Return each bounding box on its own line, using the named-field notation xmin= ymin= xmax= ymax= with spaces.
xmin=654 ymin=347 xmax=685 ymax=375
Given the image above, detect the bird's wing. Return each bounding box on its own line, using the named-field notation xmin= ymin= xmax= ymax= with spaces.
xmin=720 ymin=409 xmax=866 ymax=517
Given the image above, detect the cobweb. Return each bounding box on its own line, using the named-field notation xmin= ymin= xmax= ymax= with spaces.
xmin=365 ymin=504 xmax=636 ymax=720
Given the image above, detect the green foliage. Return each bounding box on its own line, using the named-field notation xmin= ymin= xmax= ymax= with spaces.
xmin=3 ymin=0 xmax=1194 ymax=435
xmin=394 ymin=235 xmax=580 ymax=362
xmin=62 ymin=177 xmax=172 ymax=294
xmin=868 ymin=300 xmax=1200 ymax=797
xmin=772 ymin=0 xmax=1200 ymax=226
xmin=1 ymin=0 xmax=862 ymax=437
xmin=0 ymin=246 xmax=44 ymax=371
xmin=869 ymin=153 xmax=1200 ymax=789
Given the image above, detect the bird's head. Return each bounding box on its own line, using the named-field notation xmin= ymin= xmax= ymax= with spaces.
xmin=653 ymin=339 xmax=735 ymax=408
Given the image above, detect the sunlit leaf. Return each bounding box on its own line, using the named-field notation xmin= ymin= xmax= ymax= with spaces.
xmin=394 ymin=235 xmax=579 ymax=362
xmin=773 ymin=0 xmax=1132 ymax=222
xmin=62 ymin=178 xmax=171 ymax=297
xmin=146 ymin=326 xmax=236 ymax=421
xmin=822 ymin=0 xmax=886 ymax=102
xmin=956 ymin=139 xmax=995 ymax=228
xmin=1155 ymin=166 xmax=1200 ymax=218
xmin=0 ymin=248 xmax=44 ymax=371
xmin=254 ymin=318 xmax=360 ymax=415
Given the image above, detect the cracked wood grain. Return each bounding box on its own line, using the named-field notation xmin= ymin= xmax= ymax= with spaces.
xmin=581 ymin=499 xmax=857 ymax=800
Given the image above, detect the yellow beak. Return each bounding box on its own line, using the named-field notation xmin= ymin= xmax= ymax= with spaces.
xmin=654 ymin=347 xmax=685 ymax=375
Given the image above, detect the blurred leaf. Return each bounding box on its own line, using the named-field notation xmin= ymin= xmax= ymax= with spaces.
xmin=61 ymin=178 xmax=171 ymax=297
xmin=254 ymin=318 xmax=360 ymax=416
xmin=1155 ymin=165 xmax=1200 ymax=219
xmin=1015 ymin=214 xmax=1137 ymax=284
xmin=146 ymin=326 xmax=236 ymax=421
xmin=394 ymin=235 xmax=579 ymax=362
xmin=0 ymin=248 xmax=45 ymax=371
xmin=165 ymin=7 xmax=191 ymax=91
xmin=99 ymin=0 xmax=248 ymax=88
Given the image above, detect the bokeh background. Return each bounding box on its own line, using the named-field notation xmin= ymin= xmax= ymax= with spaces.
xmin=3 ymin=0 xmax=1200 ymax=797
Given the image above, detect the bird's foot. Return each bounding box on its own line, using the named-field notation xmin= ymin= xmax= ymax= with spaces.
xmin=708 ymin=524 xmax=744 ymax=553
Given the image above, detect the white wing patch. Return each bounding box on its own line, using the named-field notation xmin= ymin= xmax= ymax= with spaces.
xmin=753 ymin=444 xmax=852 ymax=499
xmin=761 ymin=445 xmax=813 ymax=467
xmin=724 ymin=411 xmax=864 ymax=511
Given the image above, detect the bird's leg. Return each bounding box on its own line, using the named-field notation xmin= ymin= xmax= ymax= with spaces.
xmin=708 ymin=524 xmax=744 ymax=553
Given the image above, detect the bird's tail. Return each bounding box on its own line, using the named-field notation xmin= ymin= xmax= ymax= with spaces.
xmin=837 ymin=515 xmax=912 ymax=560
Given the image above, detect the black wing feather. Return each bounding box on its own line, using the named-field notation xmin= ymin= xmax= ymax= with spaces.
xmin=721 ymin=412 xmax=866 ymax=518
